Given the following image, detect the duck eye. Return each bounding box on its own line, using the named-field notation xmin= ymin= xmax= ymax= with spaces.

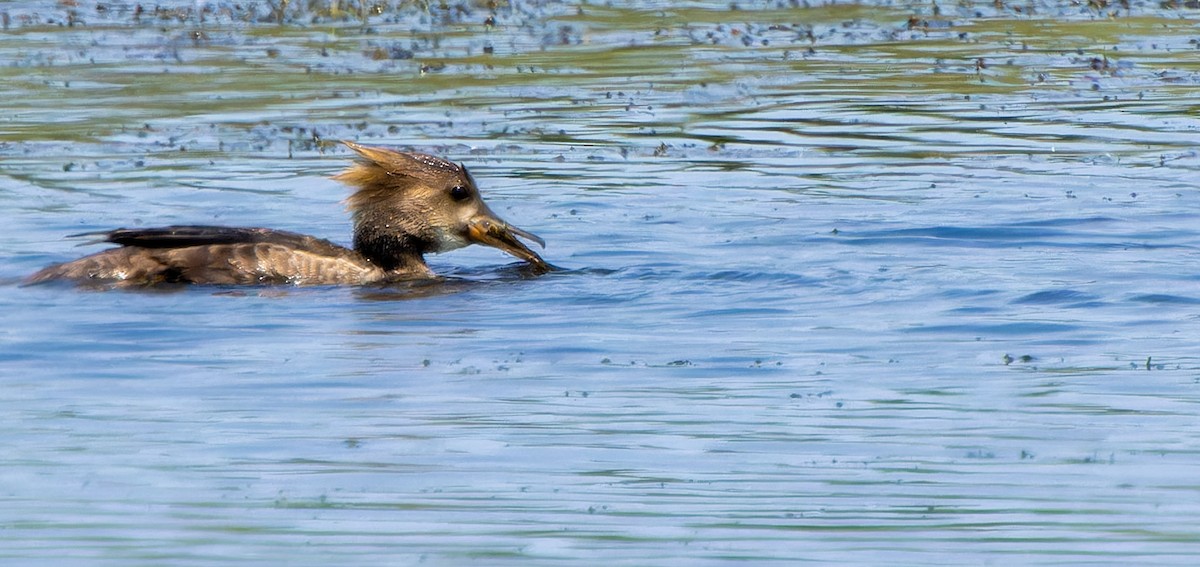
xmin=449 ymin=185 xmax=470 ymax=201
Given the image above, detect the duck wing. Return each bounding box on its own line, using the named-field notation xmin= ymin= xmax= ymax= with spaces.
xmin=76 ymin=225 xmax=314 ymax=249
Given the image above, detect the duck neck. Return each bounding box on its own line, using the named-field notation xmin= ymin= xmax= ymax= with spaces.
xmin=352 ymin=224 xmax=433 ymax=274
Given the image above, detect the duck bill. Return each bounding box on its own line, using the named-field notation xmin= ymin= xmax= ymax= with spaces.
xmin=466 ymin=217 xmax=553 ymax=272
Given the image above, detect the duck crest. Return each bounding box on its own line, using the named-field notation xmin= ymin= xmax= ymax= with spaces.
xmin=334 ymin=142 xmax=465 ymax=216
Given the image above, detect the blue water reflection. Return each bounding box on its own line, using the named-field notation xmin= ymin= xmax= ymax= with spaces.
xmin=3 ymin=0 xmax=1200 ymax=564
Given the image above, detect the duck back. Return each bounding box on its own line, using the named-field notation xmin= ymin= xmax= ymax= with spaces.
xmin=26 ymin=226 xmax=386 ymax=286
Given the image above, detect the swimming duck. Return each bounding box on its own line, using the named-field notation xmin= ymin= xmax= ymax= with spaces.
xmin=26 ymin=141 xmax=552 ymax=286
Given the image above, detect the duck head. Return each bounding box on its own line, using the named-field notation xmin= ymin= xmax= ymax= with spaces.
xmin=334 ymin=141 xmax=551 ymax=273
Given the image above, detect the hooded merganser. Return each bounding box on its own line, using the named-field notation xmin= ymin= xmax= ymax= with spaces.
xmin=25 ymin=141 xmax=552 ymax=286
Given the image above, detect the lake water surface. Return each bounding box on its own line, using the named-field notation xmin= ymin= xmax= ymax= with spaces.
xmin=3 ymin=1 xmax=1200 ymax=564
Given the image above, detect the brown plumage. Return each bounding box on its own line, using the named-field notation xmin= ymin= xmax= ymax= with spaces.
xmin=25 ymin=141 xmax=552 ymax=287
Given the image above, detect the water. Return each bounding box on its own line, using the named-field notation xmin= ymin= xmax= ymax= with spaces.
xmin=3 ymin=0 xmax=1200 ymax=564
